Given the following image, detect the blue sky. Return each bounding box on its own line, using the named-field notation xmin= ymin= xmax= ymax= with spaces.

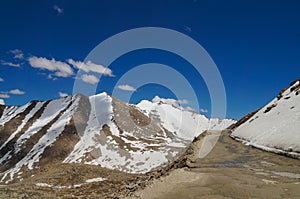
xmin=0 ymin=0 xmax=299 ymax=119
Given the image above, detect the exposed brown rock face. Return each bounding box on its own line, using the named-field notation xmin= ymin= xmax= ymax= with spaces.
xmin=0 ymin=105 xmax=6 ymax=119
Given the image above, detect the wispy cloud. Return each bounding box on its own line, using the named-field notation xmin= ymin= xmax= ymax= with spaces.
xmin=68 ymin=59 xmax=114 ymax=77
xmin=81 ymin=74 xmax=99 ymax=84
xmin=1 ymin=60 xmax=20 ymax=67
xmin=9 ymin=89 xmax=25 ymax=95
xmin=58 ymin=92 xmax=68 ymax=97
xmin=53 ymin=5 xmax=63 ymax=15
xmin=200 ymin=108 xmax=208 ymax=113
xmin=117 ymin=84 xmax=136 ymax=91
xmin=10 ymin=49 xmax=24 ymax=59
xmin=28 ymin=56 xmax=74 ymax=78
xmin=185 ymin=106 xmax=196 ymax=112
xmin=177 ymin=99 xmax=189 ymax=104
xmin=0 ymin=88 xmax=25 ymax=99
xmin=14 ymin=54 xmax=24 ymax=59
xmin=0 ymin=89 xmax=25 ymax=100
xmin=0 ymin=77 xmax=4 ymax=82
xmin=0 ymin=94 xmax=10 ymax=99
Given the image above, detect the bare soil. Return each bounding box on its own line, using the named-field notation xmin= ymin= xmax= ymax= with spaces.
xmin=0 ymin=162 xmax=146 ymax=199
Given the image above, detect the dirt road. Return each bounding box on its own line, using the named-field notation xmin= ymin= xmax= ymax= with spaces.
xmin=130 ymin=130 xmax=300 ymax=199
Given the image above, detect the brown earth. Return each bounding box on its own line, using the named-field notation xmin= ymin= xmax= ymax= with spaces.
xmin=0 ymin=162 xmax=148 ymax=199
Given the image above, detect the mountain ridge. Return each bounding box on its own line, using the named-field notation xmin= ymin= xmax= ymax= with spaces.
xmin=0 ymin=92 xmax=235 ymax=183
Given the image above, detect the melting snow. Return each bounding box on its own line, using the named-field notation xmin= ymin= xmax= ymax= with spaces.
xmin=85 ymin=177 xmax=106 ymax=183
xmin=35 ymin=177 xmax=106 ymax=189
xmin=64 ymin=93 xmax=113 ymax=164
xmin=1 ymin=96 xmax=79 ymax=182
xmin=0 ymin=102 xmax=45 ymax=150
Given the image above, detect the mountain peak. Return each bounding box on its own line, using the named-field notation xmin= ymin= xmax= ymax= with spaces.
xmin=152 ymin=96 xmax=181 ymax=107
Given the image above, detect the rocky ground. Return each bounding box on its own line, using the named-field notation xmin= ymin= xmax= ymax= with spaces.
xmin=0 ymin=162 xmax=149 ymax=199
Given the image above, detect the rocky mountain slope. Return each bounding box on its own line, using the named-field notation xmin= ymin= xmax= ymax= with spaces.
xmin=231 ymin=78 xmax=300 ymax=158
xmin=0 ymin=93 xmax=235 ymax=183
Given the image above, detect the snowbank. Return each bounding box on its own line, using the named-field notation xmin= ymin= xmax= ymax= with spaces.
xmin=231 ymin=80 xmax=300 ymax=158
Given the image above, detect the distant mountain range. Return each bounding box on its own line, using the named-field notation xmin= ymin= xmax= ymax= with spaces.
xmin=0 ymin=93 xmax=234 ymax=183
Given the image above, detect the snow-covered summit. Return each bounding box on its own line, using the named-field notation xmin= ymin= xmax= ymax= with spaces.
xmin=231 ymin=78 xmax=300 ymax=158
xmin=151 ymin=96 xmax=183 ymax=109
xmin=137 ymin=99 xmax=235 ymax=141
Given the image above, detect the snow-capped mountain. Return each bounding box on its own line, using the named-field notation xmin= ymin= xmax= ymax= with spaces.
xmin=137 ymin=97 xmax=235 ymax=140
xmin=231 ymin=78 xmax=300 ymax=158
xmin=0 ymin=93 xmax=235 ymax=183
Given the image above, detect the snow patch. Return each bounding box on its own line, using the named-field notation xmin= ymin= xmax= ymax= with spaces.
xmin=35 ymin=177 xmax=106 ymax=189
xmin=64 ymin=93 xmax=113 ymax=164
xmin=85 ymin=177 xmax=106 ymax=183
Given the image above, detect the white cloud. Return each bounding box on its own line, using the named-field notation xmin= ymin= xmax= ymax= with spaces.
xmin=53 ymin=5 xmax=63 ymax=15
xmin=10 ymin=49 xmax=22 ymax=54
xmin=0 ymin=77 xmax=4 ymax=82
xmin=1 ymin=60 xmax=20 ymax=67
xmin=117 ymin=84 xmax=136 ymax=91
xmin=0 ymin=99 xmax=5 ymax=105
xmin=81 ymin=74 xmax=99 ymax=84
xmin=185 ymin=106 xmax=196 ymax=112
xmin=68 ymin=59 xmax=114 ymax=77
xmin=47 ymin=74 xmax=57 ymax=80
xmin=10 ymin=49 xmax=24 ymax=59
xmin=14 ymin=53 xmax=24 ymax=59
xmin=0 ymin=94 xmax=10 ymax=99
xmin=58 ymin=92 xmax=68 ymax=98
xmin=177 ymin=99 xmax=189 ymax=104
xmin=200 ymin=108 xmax=208 ymax=113
xmin=9 ymin=89 xmax=25 ymax=95
xmin=29 ymin=56 xmax=74 ymax=78
xmin=0 ymin=89 xmax=25 ymax=100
